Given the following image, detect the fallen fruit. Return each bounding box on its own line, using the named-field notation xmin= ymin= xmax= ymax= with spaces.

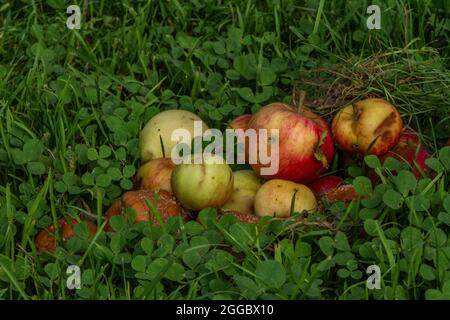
xmin=222 ymin=170 xmax=262 ymax=215
xmin=220 ymin=210 xmax=261 ymax=224
xmin=309 ymin=175 xmax=344 ymax=196
xmin=332 ymin=98 xmax=403 ymax=156
xmin=248 ymin=102 xmax=334 ymax=183
xmin=324 ymin=184 xmax=361 ymax=203
xmin=171 ymin=154 xmax=234 ymax=210
xmin=106 ymin=189 xmax=182 ymax=227
xmin=228 ymin=114 xmax=253 ymax=130
xmin=35 ymin=217 xmax=97 ymax=253
xmin=254 ymin=179 xmax=317 ymax=218
xmin=367 ymin=129 xmax=431 ymax=183
xmin=139 ymin=109 xmax=208 ymax=162
xmin=136 ymin=158 xmax=175 ymax=193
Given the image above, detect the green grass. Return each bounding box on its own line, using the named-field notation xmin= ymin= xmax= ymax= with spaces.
xmin=0 ymin=0 xmax=449 ymax=300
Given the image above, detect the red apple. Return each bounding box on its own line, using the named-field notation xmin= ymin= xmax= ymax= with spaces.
xmin=228 ymin=114 xmax=253 ymax=130
xmin=136 ymin=158 xmax=175 ymax=193
xmin=227 ymin=114 xmax=253 ymax=164
xmin=375 ymin=129 xmax=430 ymax=181
xmin=332 ymin=98 xmax=403 ymax=156
xmin=309 ymin=175 xmax=344 ymax=196
xmin=248 ymin=103 xmax=334 ymax=183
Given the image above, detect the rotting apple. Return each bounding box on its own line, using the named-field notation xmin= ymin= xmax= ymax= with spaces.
xmin=136 ymin=158 xmax=175 ymax=193
xmin=35 ymin=217 xmax=97 ymax=253
xmin=309 ymin=175 xmax=344 ymax=196
xmin=254 ymin=179 xmax=317 ymax=218
xmin=222 ymin=170 xmax=263 ymax=215
xmin=171 ymin=154 xmax=234 ymax=210
xmin=140 ymin=109 xmax=209 ymax=162
xmin=105 ymin=189 xmax=181 ymax=229
xmin=219 ymin=210 xmax=261 ymax=224
xmin=324 ymin=184 xmax=361 ymax=203
xmin=332 ymin=98 xmax=403 ymax=156
xmin=248 ymin=102 xmax=334 ymax=183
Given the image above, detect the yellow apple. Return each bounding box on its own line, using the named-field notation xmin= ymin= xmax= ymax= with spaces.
xmin=222 ymin=170 xmax=263 ymax=215
xmin=331 ymin=98 xmax=403 ymax=156
xmin=140 ymin=109 xmax=208 ymax=162
xmin=171 ymin=155 xmax=234 ymax=210
xmin=254 ymin=179 xmax=317 ymax=218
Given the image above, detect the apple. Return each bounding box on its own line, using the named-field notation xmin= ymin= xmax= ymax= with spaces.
xmin=136 ymin=158 xmax=175 ymax=193
xmin=254 ymin=179 xmax=317 ymax=218
xmin=228 ymin=114 xmax=253 ymax=130
xmin=219 ymin=210 xmax=261 ymax=224
xmin=105 ymin=189 xmax=182 ymax=229
xmin=222 ymin=170 xmax=263 ymax=215
xmin=140 ymin=109 xmax=208 ymax=162
xmin=324 ymin=184 xmax=361 ymax=203
xmin=368 ymin=129 xmax=431 ymax=182
xmin=309 ymin=175 xmax=344 ymax=196
xmin=332 ymin=98 xmax=403 ymax=156
xmin=171 ymin=155 xmax=234 ymax=210
xmin=35 ymin=217 xmax=97 ymax=253
xmin=447 ymin=138 xmax=450 ymax=146
xmin=248 ymin=102 xmax=334 ymax=183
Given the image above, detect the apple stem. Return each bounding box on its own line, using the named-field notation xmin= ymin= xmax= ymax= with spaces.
xmin=296 ymin=90 xmax=306 ymax=114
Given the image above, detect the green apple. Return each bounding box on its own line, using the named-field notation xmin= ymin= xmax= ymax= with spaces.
xmin=171 ymin=155 xmax=234 ymax=210
xmin=254 ymin=179 xmax=317 ymax=218
xmin=140 ymin=109 xmax=208 ymax=162
xmin=222 ymin=170 xmax=262 ymax=215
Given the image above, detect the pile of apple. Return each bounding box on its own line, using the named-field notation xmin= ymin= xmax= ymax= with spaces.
xmin=34 ymin=97 xmax=433 ymax=253
xmin=121 ymin=97 xmax=431 ymax=224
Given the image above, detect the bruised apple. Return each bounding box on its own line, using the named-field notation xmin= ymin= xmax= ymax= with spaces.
xmin=222 ymin=170 xmax=262 ymax=215
xmin=309 ymin=175 xmax=344 ymax=196
xmin=332 ymin=98 xmax=403 ymax=156
xmin=171 ymin=155 xmax=234 ymax=210
xmin=248 ymin=103 xmax=334 ymax=183
xmin=136 ymin=158 xmax=175 ymax=193
xmin=254 ymin=179 xmax=317 ymax=218
xmin=140 ymin=110 xmax=208 ymax=162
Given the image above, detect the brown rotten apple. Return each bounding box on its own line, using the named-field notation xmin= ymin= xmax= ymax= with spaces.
xmin=332 ymin=98 xmax=403 ymax=156
xmin=35 ymin=217 xmax=97 ymax=253
xmin=136 ymin=158 xmax=175 ymax=193
xmin=248 ymin=103 xmax=334 ymax=183
xmin=254 ymin=179 xmax=317 ymax=218
xmin=105 ymin=189 xmax=182 ymax=230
